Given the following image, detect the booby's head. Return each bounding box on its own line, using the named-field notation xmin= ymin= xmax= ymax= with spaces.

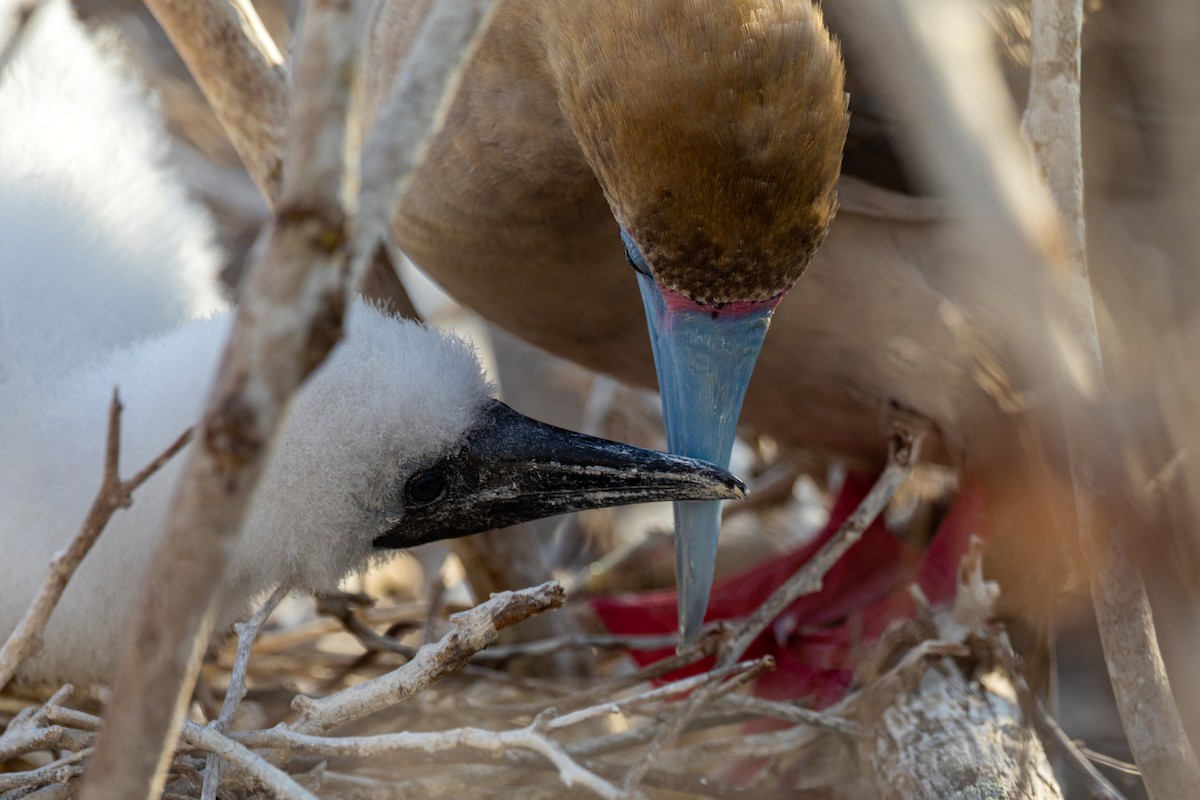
xmin=545 ymin=0 xmax=848 ymax=642
xmin=240 ymin=303 xmax=745 ymax=593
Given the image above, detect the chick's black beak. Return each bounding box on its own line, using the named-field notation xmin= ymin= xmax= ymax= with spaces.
xmin=373 ymin=400 xmax=746 ymax=549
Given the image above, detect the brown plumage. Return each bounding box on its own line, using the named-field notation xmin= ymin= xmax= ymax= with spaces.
xmin=544 ymin=1 xmax=847 ymax=303
xmin=363 ymin=0 xmax=1187 ymax=619
xmin=365 ymin=0 xmax=922 ymax=466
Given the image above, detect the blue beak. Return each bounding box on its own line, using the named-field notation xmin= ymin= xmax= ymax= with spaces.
xmin=626 ymin=232 xmax=776 ymax=645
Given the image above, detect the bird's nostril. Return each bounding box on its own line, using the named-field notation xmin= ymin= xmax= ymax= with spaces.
xmin=406 ymin=469 xmax=448 ymax=505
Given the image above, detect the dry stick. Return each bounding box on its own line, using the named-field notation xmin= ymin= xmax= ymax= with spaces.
xmin=474 ymin=630 xmax=685 ymax=662
xmin=0 ymin=393 xmax=192 ymax=690
xmin=837 ymin=1 xmax=1200 ymax=796
xmin=713 ymin=694 xmax=858 ymax=737
xmin=238 ymin=722 xmax=625 ymax=800
xmin=314 ymin=591 xmax=577 ymax=699
xmin=200 ymin=586 xmax=288 ymax=800
xmin=621 ymin=419 xmax=925 ymax=795
xmin=141 ymin=0 xmax=287 ymax=203
xmin=77 ymin=3 xmax=371 ymax=798
xmin=720 ymin=415 xmax=928 ymax=666
xmin=0 ymin=0 xmax=45 ymax=74
xmin=0 ymin=724 xmax=91 ymax=764
xmin=1023 ymin=2 xmax=1197 ymax=797
xmin=545 ymin=657 xmax=772 ymax=731
xmin=354 ymin=0 xmax=502 ymax=271
xmin=1080 ymin=747 xmax=1142 ymax=777
xmin=0 ymin=749 xmax=90 ymax=793
xmin=1032 ymin=701 xmax=1128 ymax=800
xmin=484 ymin=627 xmax=725 ymax=717
xmin=290 ymin=582 xmax=565 ymax=735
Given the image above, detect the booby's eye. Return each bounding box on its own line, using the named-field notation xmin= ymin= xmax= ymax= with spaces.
xmin=620 ymin=229 xmax=652 ymax=278
xmin=406 ymin=469 xmax=448 ymax=506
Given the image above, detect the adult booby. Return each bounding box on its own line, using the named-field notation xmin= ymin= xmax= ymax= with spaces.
xmin=0 ymin=0 xmax=744 ymax=688
xmin=366 ymin=0 xmax=849 ymax=642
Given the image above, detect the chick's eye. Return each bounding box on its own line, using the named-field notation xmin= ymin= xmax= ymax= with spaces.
xmin=406 ymin=469 xmax=447 ymax=506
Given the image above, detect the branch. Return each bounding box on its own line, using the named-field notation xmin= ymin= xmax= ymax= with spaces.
xmin=544 ymin=656 xmax=772 ymax=731
xmin=617 ymin=417 xmax=926 ymax=795
xmin=78 ymin=4 xmax=371 ymax=798
xmin=181 ymin=722 xmax=316 ymax=800
xmin=290 ymin=582 xmax=565 ymax=734
xmin=1024 ymin=2 xmax=1198 ymax=797
xmin=720 ymin=413 xmax=928 ymax=665
xmin=354 ymin=0 xmax=503 ymax=279
xmin=201 ymin=586 xmax=288 ymax=800
xmin=863 ymin=657 xmax=1063 ymax=799
xmin=0 ymin=747 xmax=90 ymax=793
xmin=236 ymin=721 xmax=624 ymax=800
xmin=1032 ymin=700 xmax=1128 ymax=800
xmin=140 ymin=0 xmax=287 ymax=203
xmin=831 ymin=0 xmax=1200 ymax=795
xmin=0 ymin=392 xmax=191 ymax=690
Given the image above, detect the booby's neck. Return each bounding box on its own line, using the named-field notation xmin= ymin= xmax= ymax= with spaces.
xmin=541 ymin=0 xmax=848 ymax=305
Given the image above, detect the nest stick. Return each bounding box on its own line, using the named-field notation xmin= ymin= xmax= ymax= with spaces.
xmin=0 ymin=393 xmax=191 ymax=690
xmin=140 ymin=0 xmax=287 ymax=203
xmin=200 ymin=587 xmax=288 ymax=800
xmin=720 ymin=414 xmax=928 ymax=666
xmin=77 ymin=3 xmax=371 ymax=797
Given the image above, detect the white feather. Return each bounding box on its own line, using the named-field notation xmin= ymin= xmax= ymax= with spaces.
xmin=0 ymin=0 xmax=491 ymax=687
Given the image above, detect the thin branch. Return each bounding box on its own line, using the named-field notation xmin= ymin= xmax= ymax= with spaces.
xmin=481 ymin=627 xmax=725 ymax=717
xmin=476 ymin=631 xmax=697 ymax=662
xmin=720 ymin=413 xmax=928 ymax=665
xmin=545 ymin=656 xmax=771 ymax=730
xmin=1032 ymin=700 xmax=1128 ymax=800
xmin=235 ymin=722 xmax=624 ymax=800
xmin=353 ymin=0 xmax=503 ymax=280
xmin=0 ymin=725 xmax=91 ymax=764
xmin=0 ymin=393 xmax=192 ymax=690
xmin=201 ymin=586 xmax=288 ymax=800
xmin=0 ymin=748 xmax=90 ymax=793
xmin=712 ymin=694 xmax=859 ymax=737
xmin=78 ymin=4 xmax=371 ymax=798
xmin=619 ymin=644 xmax=781 ymax=793
xmin=140 ymin=0 xmax=288 ymax=203
xmin=1081 ymin=747 xmax=1142 ymax=777
xmin=1025 ymin=0 xmax=1197 ymax=793
xmin=290 ymin=582 xmax=565 ymax=734
xmin=181 ymin=722 xmax=316 ymax=800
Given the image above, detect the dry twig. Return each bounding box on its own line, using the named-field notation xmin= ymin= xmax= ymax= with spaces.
xmin=140 ymin=0 xmax=287 ymax=203
xmin=720 ymin=414 xmax=928 ymax=665
xmin=182 ymin=721 xmax=315 ymax=800
xmin=291 ymin=582 xmax=565 ymax=734
xmin=854 ymin=544 xmax=1062 ymax=798
xmin=0 ymin=0 xmax=44 ymax=74
xmin=619 ymin=415 xmax=926 ymax=795
xmin=200 ymin=586 xmax=288 ymax=800
xmin=237 ymin=721 xmax=625 ymax=800
xmin=832 ymin=0 xmax=1200 ymax=795
xmin=1025 ymin=1 xmax=1198 ymax=795
xmin=78 ymin=3 xmax=371 ymax=797
xmin=354 ymin=0 xmax=503 ymax=274
xmin=1032 ymin=700 xmax=1128 ymax=800
xmin=0 ymin=393 xmax=191 ymax=690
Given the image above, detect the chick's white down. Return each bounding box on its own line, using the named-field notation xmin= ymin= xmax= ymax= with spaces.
xmin=0 ymin=0 xmax=490 ymax=687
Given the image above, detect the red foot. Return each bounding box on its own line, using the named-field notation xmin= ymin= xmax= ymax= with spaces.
xmin=591 ymin=473 xmax=984 ymax=704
